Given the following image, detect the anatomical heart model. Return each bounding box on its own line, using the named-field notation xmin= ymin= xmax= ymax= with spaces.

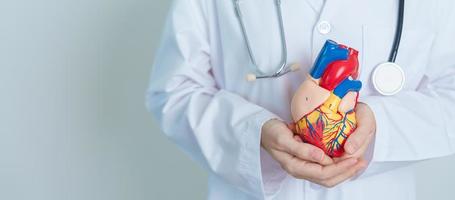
xmin=291 ymin=40 xmax=362 ymax=157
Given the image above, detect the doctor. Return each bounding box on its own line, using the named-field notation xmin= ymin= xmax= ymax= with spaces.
xmin=147 ymin=0 xmax=455 ymax=199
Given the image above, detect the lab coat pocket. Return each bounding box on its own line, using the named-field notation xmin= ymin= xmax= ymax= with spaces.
xmin=363 ymin=25 xmax=435 ymax=93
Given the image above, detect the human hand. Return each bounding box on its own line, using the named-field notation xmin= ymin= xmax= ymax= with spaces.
xmin=341 ymin=103 xmax=377 ymax=160
xmin=261 ymin=119 xmax=367 ymax=187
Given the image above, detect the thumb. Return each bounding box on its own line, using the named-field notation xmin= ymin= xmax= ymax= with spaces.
xmin=345 ymin=103 xmax=376 ymax=154
xmin=344 ymin=125 xmax=374 ymax=155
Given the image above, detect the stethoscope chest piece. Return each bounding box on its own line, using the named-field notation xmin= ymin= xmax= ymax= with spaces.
xmin=372 ymin=62 xmax=405 ymax=96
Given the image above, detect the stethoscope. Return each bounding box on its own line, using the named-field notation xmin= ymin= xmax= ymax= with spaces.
xmin=234 ymin=0 xmax=406 ymax=96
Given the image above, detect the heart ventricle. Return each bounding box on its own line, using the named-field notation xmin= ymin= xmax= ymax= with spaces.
xmin=295 ymin=93 xmax=357 ymax=157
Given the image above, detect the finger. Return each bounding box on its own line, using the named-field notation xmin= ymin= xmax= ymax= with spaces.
xmin=344 ymin=124 xmax=374 ymax=154
xmin=320 ymin=159 xmax=368 ymax=188
xmin=345 ymin=133 xmax=374 ymax=158
xmin=345 ymin=104 xmax=376 ymax=154
xmin=287 ymin=122 xmax=297 ymax=133
xmin=267 ymin=147 xmax=332 ymax=179
xmin=266 ymin=148 xmax=294 ymax=170
xmin=293 ymin=135 xmax=303 ymax=142
xmin=317 ymin=158 xmax=359 ymax=180
xmin=293 ymin=157 xmax=358 ymax=180
xmin=283 ymin=140 xmax=334 ymax=165
xmin=273 ymin=131 xmax=333 ymax=165
xmin=338 ymin=132 xmax=374 ymax=160
xmin=267 ymin=148 xmax=306 ymax=177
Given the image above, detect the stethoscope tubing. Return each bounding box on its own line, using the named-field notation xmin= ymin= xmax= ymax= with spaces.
xmin=235 ymin=0 xmax=405 ymax=80
xmin=234 ymin=0 xmax=289 ymax=78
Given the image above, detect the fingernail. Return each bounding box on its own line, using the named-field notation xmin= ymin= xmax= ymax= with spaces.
xmin=346 ymin=142 xmax=358 ymax=154
xmin=311 ymin=150 xmax=323 ymax=161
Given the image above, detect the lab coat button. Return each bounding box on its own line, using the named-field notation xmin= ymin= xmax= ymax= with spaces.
xmin=317 ymin=21 xmax=331 ymax=34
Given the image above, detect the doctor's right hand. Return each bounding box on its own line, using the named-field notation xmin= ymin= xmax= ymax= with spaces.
xmin=261 ymin=119 xmax=367 ymax=188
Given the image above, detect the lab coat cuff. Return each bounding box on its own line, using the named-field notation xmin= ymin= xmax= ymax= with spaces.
xmin=358 ymin=96 xmax=390 ymax=162
xmin=239 ymin=109 xmax=284 ymax=199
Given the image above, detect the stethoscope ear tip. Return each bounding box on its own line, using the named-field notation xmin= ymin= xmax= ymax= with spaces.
xmin=246 ymin=73 xmax=257 ymax=82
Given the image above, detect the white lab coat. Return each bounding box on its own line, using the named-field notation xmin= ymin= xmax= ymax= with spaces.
xmin=146 ymin=0 xmax=455 ymax=199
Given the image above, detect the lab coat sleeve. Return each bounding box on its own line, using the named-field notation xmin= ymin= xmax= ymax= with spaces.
xmin=359 ymin=9 xmax=455 ymax=177
xmin=146 ymin=0 xmax=286 ymax=199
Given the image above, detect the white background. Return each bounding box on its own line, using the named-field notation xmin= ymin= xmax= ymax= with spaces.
xmin=0 ymin=0 xmax=453 ymax=199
